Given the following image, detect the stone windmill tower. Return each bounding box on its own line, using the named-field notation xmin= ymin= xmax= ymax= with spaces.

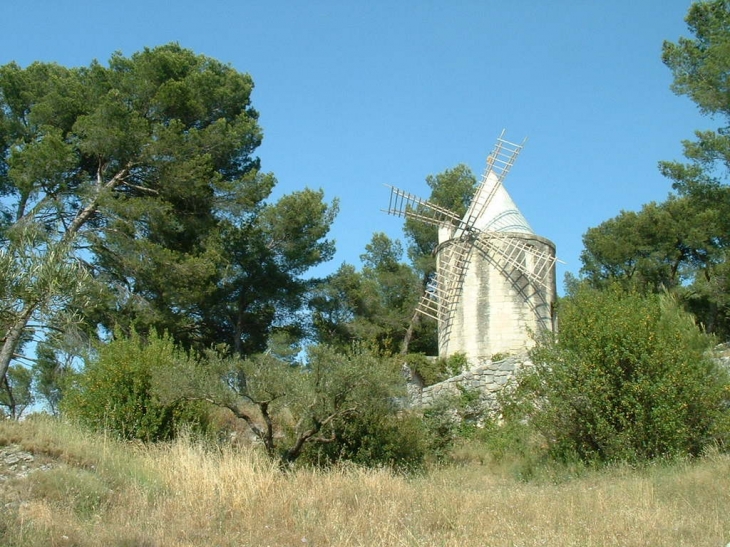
xmin=385 ymin=131 xmax=558 ymax=366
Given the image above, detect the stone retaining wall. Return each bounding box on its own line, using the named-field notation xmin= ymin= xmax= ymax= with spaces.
xmin=406 ymin=345 xmax=730 ymax=410
xmin=406 ymin=354 xmax=532 ymax=409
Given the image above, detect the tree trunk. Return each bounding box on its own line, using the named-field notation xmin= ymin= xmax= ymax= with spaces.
xmin=0 ymin=165 xmax=130 ymax=388
xmin=1 ymin=374 xmax=17 ymax=419
xmin=0 ymin=304 xmax=36 ymax=387
xmin=400 ymin=309 xmax=421 ymax=355
xmin=401 ymin=269 xmax=432 ymax=355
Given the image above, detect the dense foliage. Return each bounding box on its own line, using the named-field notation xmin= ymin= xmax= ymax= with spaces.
xmin=501 ymin=285 xmax=729 ymax=463
xmin=0 ymin=44 xmax=337 ymax=391
xmin=62 ymin=330 xmax=209 ymax=442
xmin=582 ymin=0 xmax=730 ymax=338
xmin=156 ymin=342 xmax=410 ymax=466
xmin=303 ymin=407 xmax=428 ymax=470
xmin=0 ymin=363 xmax=33 ymax=419
xmin=404 ymin=351 xmax=468 ymax=387
xmin=309 ymin=233 xmax=421 ymax=353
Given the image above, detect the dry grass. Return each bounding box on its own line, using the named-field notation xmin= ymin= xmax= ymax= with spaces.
xmin=1 ymin=417 xmax=729 ymax=546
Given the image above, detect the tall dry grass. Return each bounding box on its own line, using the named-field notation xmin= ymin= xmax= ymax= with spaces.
xmin=1 ymin=416 xmax=728 ymax=546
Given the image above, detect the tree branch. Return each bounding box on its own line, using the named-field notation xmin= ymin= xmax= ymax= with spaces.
xmin=65 ymin=163 xmax=133 ymax=239
xmin=282 ymin=405 xmax=358 ymax=464
xmin=121 ymin=181 xmax=160 ymax=195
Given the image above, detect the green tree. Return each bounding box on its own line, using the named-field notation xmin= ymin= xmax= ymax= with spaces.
xmin=200 ymin=188 xmax=337 ymax=357
xmin=0 ymin=363 xmax=33 ymax=419
xmin=657 ymin=0 xmax=730 ymax=335
xmin=61 ymin=330 xmax=209 ymax=442
xmin=503 ymin=284 xmax=729 ymax=464
xmin=580 ymin=195 xmax=719 ymax=291
xmin=158 ymin=344 xmax=407 ymax=466
xmin=0 ymin=222 xmax=89 ymax=392
xmin=309 ymin=233 xmax=420 ymax=354
xmin=0 ymin=45 xmax=338 ymax=395
xmin=580 ymin=194 xmax=729 ymax=335
xmin=31 ymin=337 xmax=81 ymax=415
xmin=309 ymin=262 xmax=364 ymax=348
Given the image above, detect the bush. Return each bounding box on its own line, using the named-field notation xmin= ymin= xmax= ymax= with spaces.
xmin=405 ymin=352 xmax=468 ymax=386
xmin=158 ymin=343 xmax=417 ymax=467
xmin=61 ymin=330 xmax=209 ymax=442
xmin=502 ymin=284 xmax=730 ymax=464
xmin=303 ymin=409 xmax=427 ymax=471
xmin=421 ymin=386 xmax=493 ymax=461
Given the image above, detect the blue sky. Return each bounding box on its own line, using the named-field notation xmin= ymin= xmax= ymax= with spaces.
xmin=1 ymin=1 xmax=706 ymax=292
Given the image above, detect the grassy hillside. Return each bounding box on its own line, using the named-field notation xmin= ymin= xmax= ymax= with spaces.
xmin=1 ymin=416 xmax=728 ymax=546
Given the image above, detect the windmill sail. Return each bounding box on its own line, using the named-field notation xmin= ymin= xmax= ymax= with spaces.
xmin=472 ymin=232 xmax=557 ymax=291
xmin=417 ymin=237 xmax=472 ymax=322
xmin=384 ymin=185 xmax=461 ymax=227
xmin=459 ymin=131 xmax=526 ymax=233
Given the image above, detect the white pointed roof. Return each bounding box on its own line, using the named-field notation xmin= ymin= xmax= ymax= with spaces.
xmin=463 ymin=170 xmax=533 ymax=234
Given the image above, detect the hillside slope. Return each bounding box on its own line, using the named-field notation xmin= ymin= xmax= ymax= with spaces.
xmin=1 ymin=417 xmax=728 ymax=546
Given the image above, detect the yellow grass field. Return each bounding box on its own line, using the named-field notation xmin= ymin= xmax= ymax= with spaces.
xmin=1 ymin=417 xmax=728 ymax=547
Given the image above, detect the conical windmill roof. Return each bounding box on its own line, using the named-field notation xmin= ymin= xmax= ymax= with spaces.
xmin=465 ymin=170 xmax=533 ymax=234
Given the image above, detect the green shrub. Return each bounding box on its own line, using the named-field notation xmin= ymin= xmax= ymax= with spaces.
xmin=422 ymin=386 xmax=492 ymax=461
xmin=304 ymin=408 xmax=427 ymax=471
xmin=503 ymin=284 xmax=730 ymax=464
xmin=158 ymin=342 xmax=418 ymax=467
xmin=61 ymin=330 xmax=209 ymax=442
xmin=405 ymin=352 xmax=468 ymax=386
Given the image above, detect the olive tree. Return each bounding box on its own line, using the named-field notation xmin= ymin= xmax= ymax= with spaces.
xmin=158 ymin=344 xmax=407 ymax=466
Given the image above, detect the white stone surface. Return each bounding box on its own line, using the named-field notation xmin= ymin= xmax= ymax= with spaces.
xmin=438 ymin=232 xmax=557 ymax=365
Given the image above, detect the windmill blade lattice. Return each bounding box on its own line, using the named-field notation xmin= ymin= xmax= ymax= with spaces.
xmin=472 ymin=232 xmax=557 ymax=291
xmin=459 ymin=132 xmax=526 ymax=233
xmin=384 ymin=185 xmax=461 ymax=227
xmin=416 ymin=236 xmax=472 ymax=327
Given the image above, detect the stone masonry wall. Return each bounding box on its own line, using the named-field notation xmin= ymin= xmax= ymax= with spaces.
xmin=407 ymin=354 xmax=532 ymax=409
xmin=407 ymin=345 xmax=730 ymax=411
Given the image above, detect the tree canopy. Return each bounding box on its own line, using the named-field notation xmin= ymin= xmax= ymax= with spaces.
xmin=309 ymin=233 xmax=421 ymax=354
xmin=308 ymin=164 xmax=478 ymax=357
xmin=403 ymin=163 xmax=477 ymax=280
xmin=503 ymin=285 xmax=729 ymax=464
xmin=0 ymin=44 xmax=338 ymax=393
xmin=580 ymin=0 xmax=730 ymax=338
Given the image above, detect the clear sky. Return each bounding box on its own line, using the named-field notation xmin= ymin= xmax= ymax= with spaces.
xmin=1 ymin=1 xmax=706 ymax=292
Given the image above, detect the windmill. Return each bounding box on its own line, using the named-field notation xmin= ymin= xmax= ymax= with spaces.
xmin=385 ymin=131 xmax=558 ymax=365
